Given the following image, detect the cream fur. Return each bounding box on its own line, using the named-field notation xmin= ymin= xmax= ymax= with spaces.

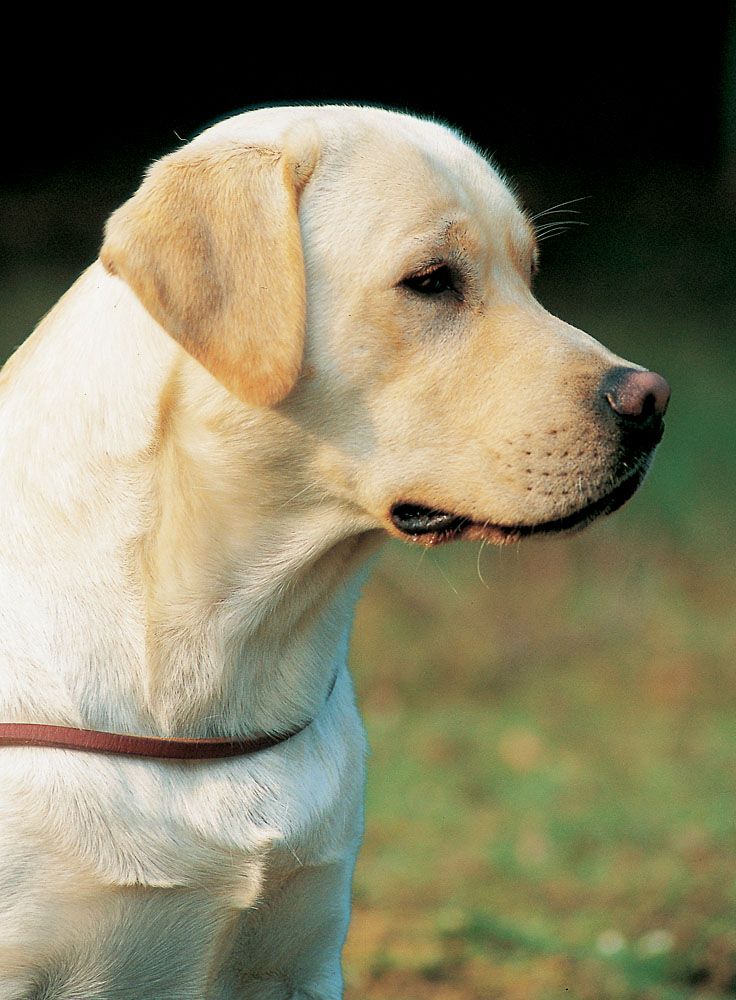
xmin=0 ymin=105 xmax=642 ymax=998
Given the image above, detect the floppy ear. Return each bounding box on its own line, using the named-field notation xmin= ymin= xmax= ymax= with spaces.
xmin=101 ymin=123 xmax=320 ymax=406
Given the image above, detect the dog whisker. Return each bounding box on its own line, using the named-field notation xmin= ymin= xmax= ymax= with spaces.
xmin=429 ymin=553 xmax=460 ymax=597
xmin=535 ymin=220 xmax=588 ymax=233
xmin=531 ymin=195 xmax=591 ymax=221
xmin=476 ymin=538 xmax=490 ymax=588
xmin=533 ymin=208 xmax=582 ymax=217
xmin=536 ymin=228 xmax=572 ymax=242
xmin=277 ymin=482 xmax=326 ymax=509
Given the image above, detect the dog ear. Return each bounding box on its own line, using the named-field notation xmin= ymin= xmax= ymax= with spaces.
xmin=101 ymin=122 xmax=320 ymax=406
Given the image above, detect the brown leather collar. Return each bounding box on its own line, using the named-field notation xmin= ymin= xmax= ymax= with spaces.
xmin=0 ymin=720 xmax=312 ymax=760
xmin=0 ymin=675 xmax=338 ymax=761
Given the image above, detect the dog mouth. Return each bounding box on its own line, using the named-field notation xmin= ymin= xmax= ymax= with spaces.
xmin=389 ymin=463 xmax=649 ymax=546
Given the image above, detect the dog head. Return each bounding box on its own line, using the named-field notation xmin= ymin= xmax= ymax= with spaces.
xmin=101 ymin=105 xmax=669 ymax=546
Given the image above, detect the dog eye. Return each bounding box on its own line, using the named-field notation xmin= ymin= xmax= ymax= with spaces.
xmin=401 ymin=264 xmax=459 ymax=297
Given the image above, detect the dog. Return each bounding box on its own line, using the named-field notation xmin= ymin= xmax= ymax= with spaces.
xmin=0 ymin=105 xmax=669 ymax=998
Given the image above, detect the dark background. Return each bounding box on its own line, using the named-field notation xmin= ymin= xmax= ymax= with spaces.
xmin=2 ymin=17 xmax=734 ymax=317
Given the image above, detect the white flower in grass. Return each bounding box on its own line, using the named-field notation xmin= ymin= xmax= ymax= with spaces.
xmin=638 ymin=929 xmax=674 ymax=956
xmin=596 ymin=929 xmax=626 ymax=956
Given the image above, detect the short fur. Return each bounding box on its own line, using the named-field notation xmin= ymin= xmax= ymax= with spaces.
xmin=0 ymin=105 xmax=651 ymax=998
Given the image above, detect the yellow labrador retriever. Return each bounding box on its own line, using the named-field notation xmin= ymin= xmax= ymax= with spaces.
xmin=0 ymin=105 xmax=668 ymax=998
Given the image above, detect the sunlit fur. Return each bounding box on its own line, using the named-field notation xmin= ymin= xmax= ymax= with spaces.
xmin=0 ymin=105 xmax=644 ymax=998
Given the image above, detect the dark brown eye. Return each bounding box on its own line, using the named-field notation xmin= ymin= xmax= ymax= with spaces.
xmin=402 ymin=264 xmax=458 ymax=297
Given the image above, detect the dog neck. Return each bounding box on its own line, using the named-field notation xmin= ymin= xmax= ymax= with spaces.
xmin=0 ymin=263 xmax=382 ymax=738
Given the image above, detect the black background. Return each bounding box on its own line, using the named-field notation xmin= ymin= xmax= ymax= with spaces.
xmin=1 ymin=21 xmax=730 ymax=179
xmin=1 ymin=18 xmax=734 ymax=317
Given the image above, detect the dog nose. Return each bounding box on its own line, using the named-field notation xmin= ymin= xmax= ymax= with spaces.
xmin=601 ymin=367 xmax=670 ymax=424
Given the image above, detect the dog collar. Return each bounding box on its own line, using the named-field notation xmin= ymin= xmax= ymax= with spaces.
xmin=0 ymin=673 xmax=338 ymax=761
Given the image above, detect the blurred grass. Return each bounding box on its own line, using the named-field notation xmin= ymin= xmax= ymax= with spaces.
xmin=2 ymin=251 xmax=735 ymax=999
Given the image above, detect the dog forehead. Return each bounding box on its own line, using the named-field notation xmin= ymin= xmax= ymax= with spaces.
xmin=188 ymin=104 xmax=530 ymax=262
xmin=190 ymin=104 xmax=519 ymax=210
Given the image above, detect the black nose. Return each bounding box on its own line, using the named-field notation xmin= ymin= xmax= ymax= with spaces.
xmin=600 ymin=367 xmax=670 ymax=426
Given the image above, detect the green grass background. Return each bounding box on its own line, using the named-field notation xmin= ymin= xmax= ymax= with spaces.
xmin=1 ymin=190 xmax=734 ymax=999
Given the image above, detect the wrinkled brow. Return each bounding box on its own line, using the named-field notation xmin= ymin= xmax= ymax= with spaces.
xmin=388 ymin=217 xmax=476 ymax=275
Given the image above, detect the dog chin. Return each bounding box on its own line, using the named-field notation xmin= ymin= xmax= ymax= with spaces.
xmin=389 ymin=461 xmax=650 ymax=547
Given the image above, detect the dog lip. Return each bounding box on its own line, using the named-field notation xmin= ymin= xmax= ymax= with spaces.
xmin=389 ymin=504 xmax=470 ymax=536
xmin=497 ymin=462 xmax=648 ymax=539
xmin=390 ymin=463 xmax=648 ymax=545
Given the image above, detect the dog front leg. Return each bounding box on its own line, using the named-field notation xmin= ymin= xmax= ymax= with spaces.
xmin=215 ymin=854 xmax=359 ymax=1000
